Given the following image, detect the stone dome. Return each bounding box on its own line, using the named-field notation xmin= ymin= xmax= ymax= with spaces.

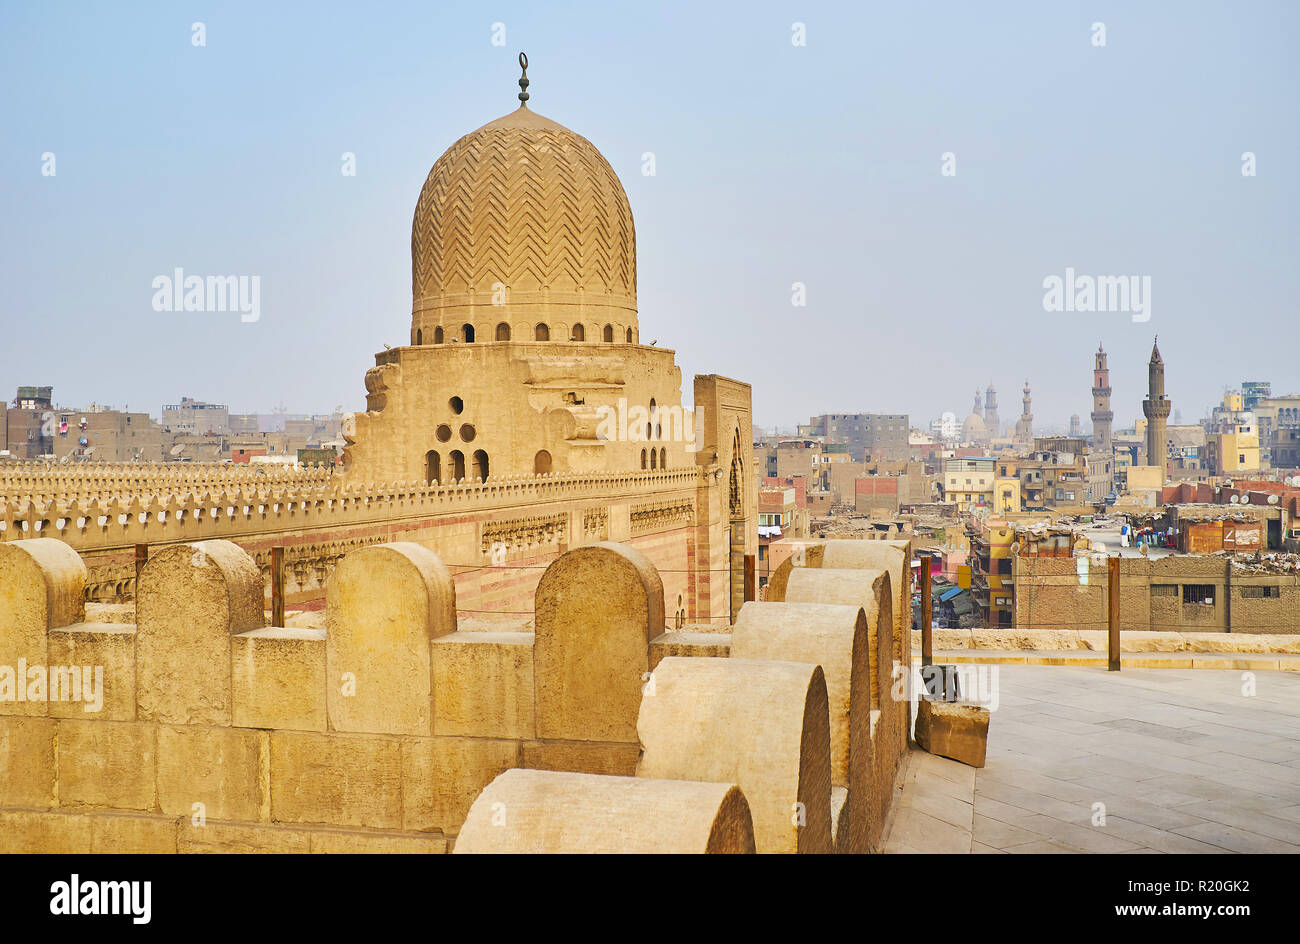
xmin=962 ymin=412 xmax=987 ymax=443
xmin=410 ymin=105 xmax=637 ymax=341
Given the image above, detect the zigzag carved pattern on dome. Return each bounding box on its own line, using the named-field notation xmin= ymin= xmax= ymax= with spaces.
xmin=412 ymin=124 xmax=636 ymax=305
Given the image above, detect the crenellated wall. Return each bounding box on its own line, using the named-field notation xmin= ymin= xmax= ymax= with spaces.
xmin=0 ymin=460 xmax=334 ymax=504
xmin=0 ymin=464 xmax=728 ymax=623
xmin=0 ymin=533 xmax=909 ymax=854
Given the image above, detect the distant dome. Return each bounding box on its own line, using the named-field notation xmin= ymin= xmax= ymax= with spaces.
xmin=411 ymin=105 xmax=637 ymax=338
xmin=962 ymin=412 xmax=987 ymax=442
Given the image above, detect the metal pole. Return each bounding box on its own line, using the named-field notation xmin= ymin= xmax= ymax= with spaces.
xmin=272 ymin=545 xmax=285 ymax=628
xmin=921 ymin=553 xmax=933 ymax=667
xmin=1107 ymin=554 xmax=1121 ymax=671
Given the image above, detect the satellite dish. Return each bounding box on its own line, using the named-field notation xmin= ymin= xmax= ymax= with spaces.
xmin=1268 ymin=494 xmax=1280 ymax=505
xmin=1229 ymin=494 xmax=1240 ymax=504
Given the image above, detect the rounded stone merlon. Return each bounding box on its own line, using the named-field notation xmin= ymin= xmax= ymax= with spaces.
xmin=732 ymin=600 xmax=867 ymax=795
xmin=764 ymin=542 xmax=825 ymax=602
xmin=0 ymin=538 xmax=87 ymax=632
xmin=636 ymin=656 xmax=832 ymax=854
xmin=822 ymin=540 xmax=904 ymax=571
xmin=328 ymin=542 xmax=457 ymax=639
xmin=785 ymin=567 xmax=891 ymax=637
xmin=139 ymin=540 xmax=264 ymax=636
xmin=534 ymin=541 xmax=664 ymax=742
xmin=454 ymin=768 xmax=755 ymax=854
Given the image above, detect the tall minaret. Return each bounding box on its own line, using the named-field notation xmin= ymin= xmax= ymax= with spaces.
xmin=1015 ymin=380 xmax=1033 ymax=445
xmin=1091 ymin=343 xmax=1113 ymax=455
xmin=984 ymin=384 xmax=1000 ymax=439
xmin=971 ymin=388 xmax=983 ymax=421
xmin=1142 ymin=337 xmax=1171 ymax=468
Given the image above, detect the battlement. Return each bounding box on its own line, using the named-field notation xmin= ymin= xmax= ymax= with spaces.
xmin=0 ymin=460 xmax=335 ymax=504
xmin=0 ymin=533 xmax=910 ymax=853
xmin=0 ymin=466 xmax=706 ymax=553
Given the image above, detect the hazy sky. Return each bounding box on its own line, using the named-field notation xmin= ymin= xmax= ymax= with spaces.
xmin=2 ymin=1 xmax=1296 ymax=433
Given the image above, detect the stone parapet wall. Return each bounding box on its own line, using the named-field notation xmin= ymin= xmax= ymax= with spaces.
xmin=0 ymin=466 xmax=704 ymax=553
xmin=1 ymin=532 xmax=907 ymax=853
xmin=0 ymin=460 xmax=334 ymax=504
xmin=0 ymin=466 xmax=712 ymax=620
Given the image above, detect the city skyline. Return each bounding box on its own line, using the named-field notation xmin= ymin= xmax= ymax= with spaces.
xmin=3 ymin=1 xmax=1297 ymax=430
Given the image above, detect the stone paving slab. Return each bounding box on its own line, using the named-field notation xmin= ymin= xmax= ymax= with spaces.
xmin=883 ymin=665 xmax=1300 ymax=854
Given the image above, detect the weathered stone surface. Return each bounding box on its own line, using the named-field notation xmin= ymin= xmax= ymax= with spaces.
xmin=57 ymin=719 xmax=157 ymax=811
xmin=232 ymin=626 xmax=326 ymax=732
xmin=520 ymin=739 xmax=641 ymax=777
xmin=0 ymin=810 xmax=93 ymax=853
xmin=830 ymin=785 xmax=850 ymax=855
xmin=431 ymin=631 xmax=534 ymax=739
xmin=1078 ymin=630 xmax=1184 ymax=652
xmin=0 ymin=716 xmax=56 ymax=807
xmin=1183 ymin=632 xmax=1300 ymax=654
xmin=0 ymin=539 xmax=86 ymax=717
xmin=937 ymin=628 xmax=973 ymax=649
xmin=913 ymin=628 xmax=975 ymax=650
xmin=648 ymin=631 xmax=731 ymax=670
xmin=157 ymin=725 xmax=265 ymax=821
xmin=823 ymin=540 xmax=911 ymax=654
xmin=764 ymin=543 xmax=826 ymax=602
xmin=636 ymin=657 xmax=832 ymax=854
xmin=781 ymin=563 xmax=902 ymax=848
xmin=309 ymin=828 xmax=448 ymax=854
xmin=969 ymin=629 xmax=1054 ymax=651
xmin=47 ymin=623 xmax=136 ymax=720
xmin=731 ymin=600 xmax=868 ymax=853
xmin=455 ymin=768 xmax=755 ymax=854
xmin=84 ymin=602 xmax=135 ymax=624
xmin=784 ymin=567 xmax=891 ymax=708
xmin=400 ymin=736 xmax=520 ymax=833
xmin=326 ymin=542 xmax=455 ymax=737
xmin=269 ymin=732 xmax=403 ymax=830
xmin=91 ymin=812 xmax=178 ymax=853
xmin=178 ymin=820 xmax=312 ymax=853
xmin=136 ymin=540 xmax=262 ymax=726
xmin=914 ymin=699 xmax=989 ymax=768
xmin=517 ymin=743 xmax=639 ymax=780
xmin=534 ymin=543 xmax=662 ymax=742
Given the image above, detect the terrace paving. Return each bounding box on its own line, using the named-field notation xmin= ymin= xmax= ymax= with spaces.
xmin=884 ymin=665 xmax=1300 ymax=853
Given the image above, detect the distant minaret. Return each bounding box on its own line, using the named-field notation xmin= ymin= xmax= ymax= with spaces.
xmin=1091 ymin=343 xmax=1113 ymax=455
xmin=1015 ymin=380 xmax=1033 ymax=445
xmin=1142 ymin=337 xmax=1171 ymax=468
xmin=972 ymin=388 xmax=983 ymax=421
xmin=984 ymin=384 xmax=1000 ymax=439
xmin=1070 ymin=414 xmax=1082 ymax=438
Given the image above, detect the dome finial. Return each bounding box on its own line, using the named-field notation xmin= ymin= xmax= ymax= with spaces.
xmin=517 ymin=52 xmax=530 ymax=105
